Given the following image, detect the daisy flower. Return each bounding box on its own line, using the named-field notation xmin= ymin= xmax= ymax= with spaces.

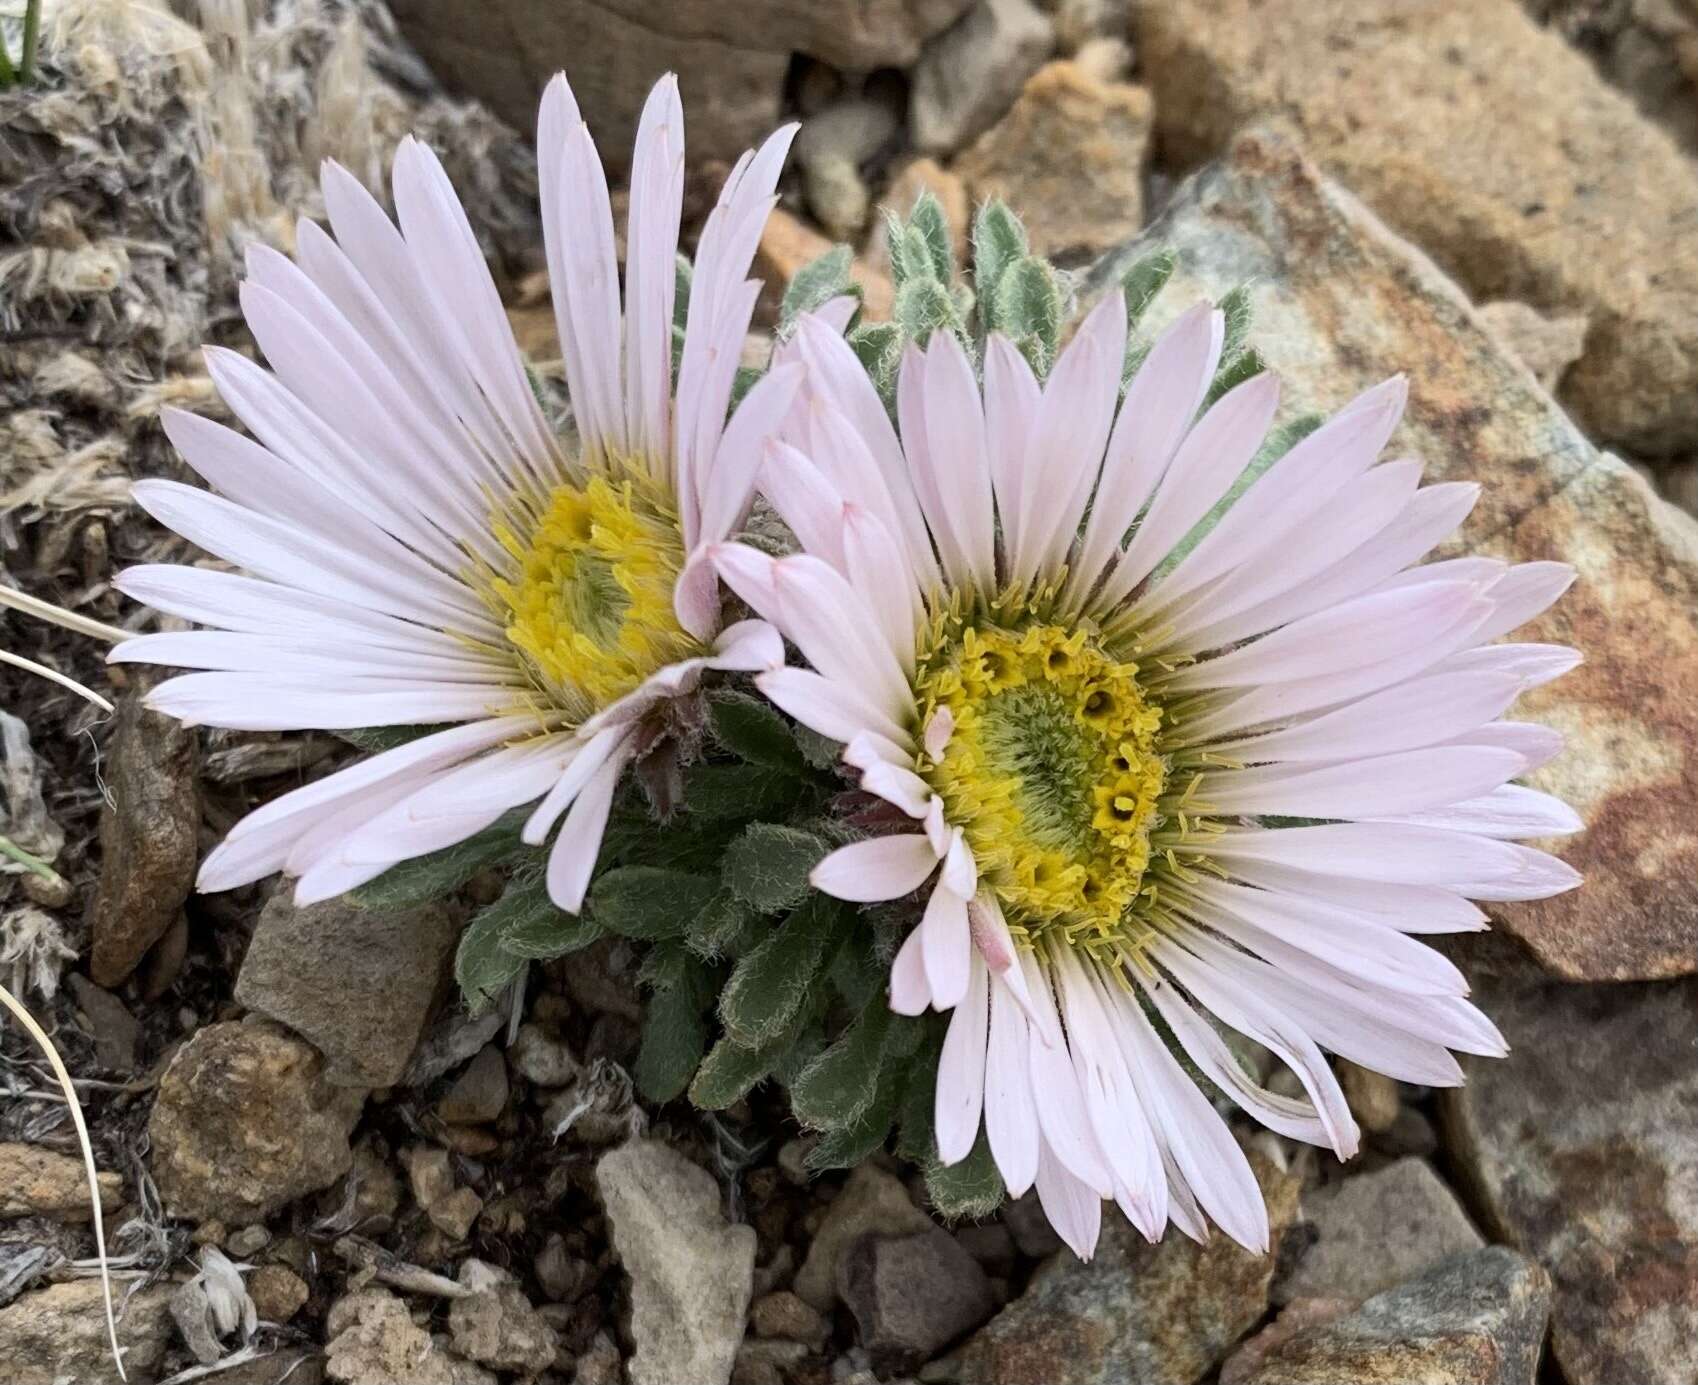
xmin=109 ymin=74 xmax=803 ymax=910
xmin=714 ymin=292 xmax=1582 ymax=1258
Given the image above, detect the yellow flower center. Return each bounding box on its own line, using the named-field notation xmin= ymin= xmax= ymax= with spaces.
xmin=488 ymin=463 xmax=699 ymax=718
xmin=916 ymin=620 xmax=1169 ymax=946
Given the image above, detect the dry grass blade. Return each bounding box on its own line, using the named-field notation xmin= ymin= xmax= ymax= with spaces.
xmin=0 ymin=649 xmax=113 ymax=713
xmin=0 ymin=982 xmax=125 ymax=1380
xmin=0 ymin=586 xmax=127 ymax=644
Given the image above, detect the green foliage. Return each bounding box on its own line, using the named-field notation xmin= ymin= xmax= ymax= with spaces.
xmin=908 ymin=190 xmax=956 ymax=284
xmin=634 ymin=950 xmax=717 ymax=1103
xmin=349 ymin=809 xmax=526 ymax=911
xmin=682 ymin=761 xmax=807 ymax=821
xmin=972 ymin=200 xmax=1030 ymax=335
xmin=335 ymin=725 xmax=444 ymax=753
xmin=455 ymin=905 xmax=528 ymax=1014
xmin=1203 ymin=344 xmax=1267 ymax=410
xmin=589 ymin=866 xmax=718 ymax=941
xmin=790 ymin=991 xmax=897 ymax=1130
xmin=1120 ymin=248 xmax=1175 ymax=333
xmin=894 ymin=277 xmax=962 ymax=348
xmin=926 ymin=1131 xmax=1006 ymax=1220
xmin=719 ymin=894 xmax=843 ymax=1046
xmin=805 ymin=1056 xmax=911 ymax=1171
xmin=847 ymin=321 xmax=904 ymax=403
xmin=709 ymin=692 xmax=804 ymax=771
xmin=780 ymin=245 xmax=858 ymax=336
xmin=721 ymin=823 xmax=830 ymax=913
xmin=993 ymin=256 xmax=1064 ymax=375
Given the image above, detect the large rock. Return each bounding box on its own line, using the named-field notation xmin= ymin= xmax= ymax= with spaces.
xmin=1240 ymin=1248 xmax=1550 ymax=1385
xmin=596 ymin=1138 xmax=756 ymax=1385
xmin=793 ymin=1162 xmax=934 ymax=1310
xmin=955 ymin=61 xmax=1152 ymax=261
xmin=1087 ymin=123 xmax=1698 ymax=982
xmin=234 ymin=888 xmax=459 ymax=1087
xmin=87 ymin=689 xmax=198 ymax=987
xmin=325 ymin=1287 xmax=495 ymax=1385
xmin=957 ymin=1153 xmax=1301 ymax=1385
xmin=1129 ymin=0 xmax=1698 ymax=456
xmin=1443 ymin=959 xmax=1698 ymax=1385
xmin=149 ymin=1020 xmax=366 ymax=1224
xmin=911 ymin=0 xmax=1056 ymax=154
xmin=388 ymin=0 xmax=973 ymax=170
xmin=839 ymin=1226 xmax=997 ymax=1368
xmin=0 ymin=1280 xmax=175 ymax=1385
xmin=0 ymin=1143 xmax=123 ymax=1222
xmin=1279 ymin=1158 xmax=1484 ymax=1305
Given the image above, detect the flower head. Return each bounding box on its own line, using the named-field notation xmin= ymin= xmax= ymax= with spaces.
xmin=112 ymin=74 xmax=801 ymax=911
xmin=717 ymin=293 xmax=1582 ymax=1258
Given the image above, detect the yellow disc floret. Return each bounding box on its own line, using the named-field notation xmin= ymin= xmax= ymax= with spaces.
xmin=489 ymin=464 xmax=699 ymax=718
xmin=915 ymin=619 xmax=1168 ymax=947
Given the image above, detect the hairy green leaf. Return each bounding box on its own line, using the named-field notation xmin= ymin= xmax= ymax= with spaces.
xmin=781 ymin=244 xmax=856 ymax=333
xmin=909 ymin=189 xmax=955 ymax=284
xmin=719 ymin=894 xmax=843 ymax=1046
xmin=709 ymin=691 xmax=804 ymax=771
xmin=994 ymin=256 xmax=1063 ymax=374
xmin=1203 ymin=344 xmax=1267 ymax=410
xmin=805 ymin=1056 xmax=909 ymax=1171
xmin=894 ymin=276 xmax=960 ymax=348
xmin=348 ymin=809 xmax=526 ymax=911
xmin=589 ymin=866 xmax=717 ymax=941
xmin=484 ymin=871 xmax=603 ymax=960
xmin=721 ymin=823 xmax=830 ymax=914
xmin=683 ymin=762 xmax=807 ymax=821
xmin=926 ymin=1130 xmax=1005 ymax=1220
xmin=972 ymin=200 xmax=1029 ymax=332
xmin=1120 ymin=247 xmax=1175 ymax=331
xmin=455 ymin=908 xmax=526 ymax=1014
xmin=1218 ymin=281 xmax=1255 ymax=361
xmin=790 ymin=991 xmax=894 ymax=1129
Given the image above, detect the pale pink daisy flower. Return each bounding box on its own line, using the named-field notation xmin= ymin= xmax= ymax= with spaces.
xmin=715 ymin=294 xmax=1582 ymax=1258
xmin=110 ymin=74 xmax=803 ymax=911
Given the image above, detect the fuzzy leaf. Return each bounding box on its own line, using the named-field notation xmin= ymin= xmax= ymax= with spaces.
xmin=721 ymin=823 xmax=830 ymax=913
xmin=847 ymin=321 xmax=903 ymax=402
xmin=684 ymin=762 xmax=807 ymax=821
xmin=634 ymin=952 xmax=714 ymax=1103
xmin=993 ymin=256 xmax=1063 ymax=374
xmin=789 ymin=990 xmax=894 ymax=1129
xmin=348 ymin=809 xmax=526 ymax=911
xmin=1219 ymin=282 xmax=1255 ymax=361
xmin=793 ymin=724 xmax=844 ymax=770
xmin=909 ymin=189 xmax=955 ymax=284
xmin=804 ymin=1057 xmax=909 ymax=1171
xmin=896 ymin=1051 xmax=938 ymax=1164
xmin=781 ymin=244 xmax=856 ymax=333
xmin=455 ymin=908 xmax=527 ymax=1014
xmin=1120 ymin=247 xmax=1175 ymax=331
xmin=589 ymin=866 xmax=717 ymax=941
xmin=709 ymin=692 xmax=804 ymax=771
xmin=673 ymin=253 xmax=693 ymax=332
xmin=335 ymin=725 xmax=445 ymax=753
xmin=926 ymin=1130 xmax=1005 ymax=1220
xmin=1203 ymin=344 xmax=1267 ymax=410
xmin=687 ymin=892 xmax=761 ymax=960
xmin=690 ymin=1026 xmax=792 ymax=1109
xmin=972 ymin=200 xmax=1029 ymax=332
xmin=483 ymin=871 xmax=602 ymax=960
xmin=718 ymin=893 xmax=843 ymax=1046
xmin=894 ymin=277 xmax=960 ymax=348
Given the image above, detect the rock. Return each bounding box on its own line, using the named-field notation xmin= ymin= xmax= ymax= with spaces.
xmin=86 ymin=689 xmax=198 ymax=987
xmin=1477 ymin=301 xmax=1589 ymax=392
xmin=1221 ymin=1299 xmax=1358 ymax=1385
xmin=447 ymin=1260 xmax=560 ymax=1374
xmin=0 ymin=1142 xmax=122 ymax=1222
xmin=403 ymin=1146 xmax=484 ymax=1240
xmin=387 ymin=0 xmax=972 ymax=170
xmin=796 ymin=95 xmax=902 ymax=240
xmin=150 ymin=1020 xmax=366 ymax=1224
xmin=534 ymin=1232 xmax=590 ymax=1303
xmin=1526 ymin=0 xmax=1698 ymax=152
xmin=68 ymin=973 xmax=142 ymax=1072
xmin=576 ymin=1329 xmax=623 ymax=1385
xmin=874 ymin=158 xmax=971 ymax=267
xmin=437 ymin=1045 xmax=509 ymax=1125
xmin=1239 ymin=1248 xmax=1550 ymax=1385
xmin=912 ymin=0 xmax=1057 ymax=154
xmin=225 ymin=1224 xmax=270 ymax=1258
xmin=955 ymin=61 xmax=1152 ymax=261
xmin=508 ymin=1021 xmax=582 ymax=1088
xmin=734 ymin=1338 xmax=810 ymax=1385
xmin=325 ymin=1287 xmax=495 ymax=1385
xmin=1088 ymin=122 xmax=1698 ymax=981
xmin=751 ymin=1289 xmax=830 ymax=1347
xmin=249 ymin=1264 xmax=309 ymax=1323
xmin=1278 ymin=1159 xmax=1484 ymax=1305
xmin=1337 ymin=1062 xmax=1400 ymax=1135
xmin=1049 ymin=0 xmax=1130 ymax=53
xmin=840 ymin=1226 xmax=997 ymax=1367
xmin=1442 ymin=961 xmax=1698 ymax=1385
xmin=957 ymin=1152 xmax=1301 ymax=1385
xmin=1001 ymin=1191 xmax=1064 ymax=1259
xmin=1129 ymin=0 xmax=1698 ymax=456
xmin=756 ymin=207 xmax=894 ymax=323
xmin=1664 ymin=457 xmax=1698 ymax=518
xmin=597 ymin=1138 xmax=757 ymax=1385
xmin=794 ymin=1164 xmax=934 ymax=1310
xmin=234 ymin=887 xmax=459 ymax=1088
xmin=0 ymin=1280 xmax=175 ymax=1384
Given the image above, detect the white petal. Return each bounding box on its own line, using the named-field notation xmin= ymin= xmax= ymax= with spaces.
xmin=935 ymin=951 xmax=990 ymax=1164
xmin=810 ymin=835 xmax=939 ymax=902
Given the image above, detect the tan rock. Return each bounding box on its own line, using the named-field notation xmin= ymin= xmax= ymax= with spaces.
xmin=755 ymin=208 xmax=894 ymax=323
xmin=1476 ymin=300 xmax=1589 ymax=393
xmin=0 ymin=1280 xmax=175 ymax=1385
xmin=250 ymin=1264 xmax=310 ymax=1323
xmin=956 ymin=61 xmax=1152 ymax=261
xmin=0 ymin=1143 xmax=122 ymax=1222
xmin=793 ymin=1163 xmax=934 ymax=1310
xmin=1337 ymin=1062 xmax=1400 ymax=1135
xmin=325 ymin=1287 xmax=495 ymax=1385
xmin=1086 ymin=123 xmax=1698 ymax=981
xmin=149 ymin=1020 xmax=366 ymax=1223
xmin=1221 ymin=1298 xmax=1357 ymax=1385
xmin=1130 ymin=0 xmax=1698 ymax=455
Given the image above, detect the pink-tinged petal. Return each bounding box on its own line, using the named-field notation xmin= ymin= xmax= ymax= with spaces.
xmin=1474 ymin=561 xmax=1576 ymax=642
xmin=918 ymin=331 xmax=997 ymax=590
xmin=889 ymin=926 xmax=932 ymax=1016
xmin=1020 ymin=953 xmax=1113 ymax=1195
xmin=1203 ymin=745 xmax=1527 ymax=819
xmin=1207 ymin=821 xmax=1539 ymax=889
xmin=923 ymin=706 xmax=955 ymax=759
xmin=985 ymin=974 xmax=1040 ymax=1197
xmin=546 ymin=740 xmax=631 ymax=912
xmin=1071 ymin=303 xmax=1222 ymax=601
xmin=982 ymin=333 xmax=1042 ymax=565
xmin=623 ymin=74 xmax=685 ymax=463
xmin=896 ymin=344 xmax=973 ymax=588
xmin=921 ymin=883 xmax=972 ymax=1010
xmin=925 ymin=797 xmax=949 ymax=855
xmin=672 ymin=547 xmax=722 ymax=643
xmin=859 ymin=756 xmax=934 ymax=819
xmin=1217 ymin=859 xmax=1487 ymax=934
xmin=760 ymin=440 xmax=849 ymax=571
xmin=697 ymin=362 xmax=806 ymax=546
xmin=967 ymin=892 xmax=1057 ymax=1045
xmin=756 ymin=667 xmax=914 ymax=752
xmin=1443 ymin=721 xmax=1565 ymax=772
xmin=1376 ymin=784 xmax=1582 ymax=839
xmin=1434 ymin=642 xmax=1582 ymax=688
xmin=109 ymin=630 xmax=509 ymax=685
xmin=523 ymin=724 xmax=628 ymax=845
xmin=709 ymin=619 xmax=784 ymax=672
xmin=1035 ymin=1141 xmax=1103 ymax=1262
xmin=843 ymin=504 xmax=921 ymax=675
xmin=711 ymin=541 xmax=780 ymax=615
xmin=935 ymin=951 xmax=990 ymax=1164
xmin=1448 ymin=844 xmax=1582 ymax=901
xmin=811 ymin=835 xmax=939 ymax=902
xmin=1220 ymin=671 xmax=1525 ymax=765
xmin=144 ymin=672 xmax=504 ymax=732
xmin=1100 ymin=371 xmax=1281 ymax=606
xmin=771 ymin=555 xmax=915 ymax=723
xmin=941 ymin=830 xmax=977 ymax=899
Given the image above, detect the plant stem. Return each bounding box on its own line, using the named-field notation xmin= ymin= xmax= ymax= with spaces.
xmin=0 ymin=833 xmax=62 ymax=885
xmin=18 ymin=0 xmax=39 ymax=84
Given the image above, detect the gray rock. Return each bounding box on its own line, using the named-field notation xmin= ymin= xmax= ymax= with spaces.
xmin=958 ymin=1153 xmax=1301 ymax=1385
xmin=68 ymin=974 xmax=142 ymax=1072
xmin=1000 ymin=1191 xmax=1064 ymax=1259
xmin=0 ymin=1280 xmax=175 ymax=1384
xmin=840 ymin=1227 xmax=997 ymax=1368
xmin=447 ymin=1260 xmax=560 ymax=1374
xmin=325 ymin=1287 xmax=495 ymax=1385
xmin=597 ymin=1138 xmax=756 ymax=1385
xmin=437 ymin=1045 xmax=509 ymax=1125
xmin=149 ymin=1020 xmax=365 ymax=1224
xmin=508 ymin=1021 xmax=582 ymax=1088
xmin=1278 ymin=1158 xmax=1483 ymax=1305
xmin=235 ymin=887 xmax=459 ymax=1088
xmin=1089 ymin=122 xmax=1698 ymax=984
xmin=794 ymin=1163 xmax=935 ymax=1310
xmin=1239 ymin=1248 xmax=1550 ymax=1385
xmin=87 ymin=688 xmax=198 ymax=987
xmin=911 ymin=0 xmax=1056 ymax=154
xmin=796 ymin=95 xmax=901 ymax=239
xmin=1443 ymin=959 xmax=1698 ymax=1385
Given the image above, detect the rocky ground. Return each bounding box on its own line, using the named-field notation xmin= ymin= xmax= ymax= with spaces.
xmin=3 ymin=1 xmax=1698 ymax=1383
